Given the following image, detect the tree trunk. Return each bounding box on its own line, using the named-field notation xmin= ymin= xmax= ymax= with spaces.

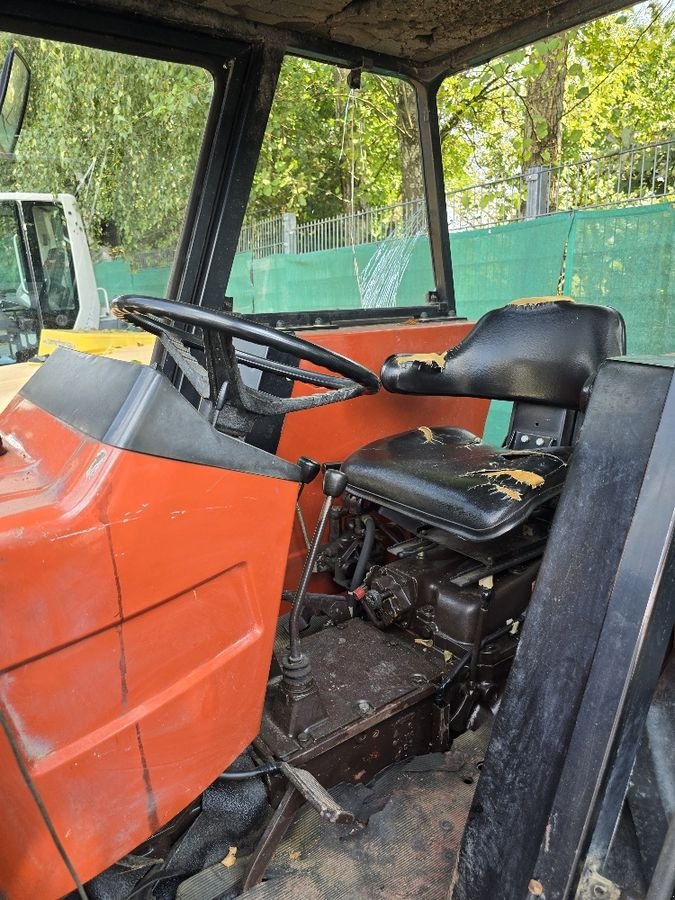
xmin=333 ymin=66 xmax=354 ymax=217
xmin=396 ymin=81 xmax=424 ymax=212
xmin=522 ymin=38 xmax=569 ymax=210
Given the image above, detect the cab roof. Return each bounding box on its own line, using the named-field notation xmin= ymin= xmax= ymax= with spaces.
xmin=67 ymin=0 xmax=631 ymax=77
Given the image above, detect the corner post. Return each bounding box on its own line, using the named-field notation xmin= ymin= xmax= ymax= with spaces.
xmin=414 ymin=77 xmax=455 ymax=314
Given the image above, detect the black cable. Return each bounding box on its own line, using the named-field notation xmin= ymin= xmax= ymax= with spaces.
xmin=126 ymin=870 xmax=174 ymax=900
xmin=350 ymin=515 xmax=376 ymax=590
xmin=218 ymin=762 xmax=280 ymax=780
xmin=0 ymin=708 xmax=89 ymax=900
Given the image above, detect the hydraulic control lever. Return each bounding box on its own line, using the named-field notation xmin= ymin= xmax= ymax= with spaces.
xmin=288 ymin=468 xmax=348 ymax=661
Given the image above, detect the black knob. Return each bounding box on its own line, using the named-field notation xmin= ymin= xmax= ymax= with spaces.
xmin=323 ymin=469 xmax=348 ymax=498
xmin=297 ymin=456 xmax=321 ymax=484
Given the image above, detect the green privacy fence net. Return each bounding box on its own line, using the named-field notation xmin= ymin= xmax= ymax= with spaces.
xmin=564 ymin=205 xmax=674 ymax=356
xmin=227 ymin=239 xmax=436 ymax=315
xmin=94 ymin=257 xmax=171 ymax=301
xmin=94 ymin=203 xmax=674 ymax=441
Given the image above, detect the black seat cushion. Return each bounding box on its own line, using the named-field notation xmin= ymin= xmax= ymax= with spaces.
xmin=342 ymin=426 xmax=571 ymax=542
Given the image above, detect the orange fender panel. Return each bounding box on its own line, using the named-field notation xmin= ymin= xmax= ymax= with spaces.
xmin=0 ymin=397 xmax=298 ymax=899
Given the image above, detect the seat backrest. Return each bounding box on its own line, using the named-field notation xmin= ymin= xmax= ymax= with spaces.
xmin=381 ymin=298 xmax=626 ymax=410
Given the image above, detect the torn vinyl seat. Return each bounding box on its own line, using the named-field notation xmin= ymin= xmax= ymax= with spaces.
xmin=342 ymin=298 xmax=626 ymax=543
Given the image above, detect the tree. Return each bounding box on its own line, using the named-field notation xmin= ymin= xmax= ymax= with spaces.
xmin=435 ymin=1 xmax=674 ymax=191
xmin=246 ymin=62 xmax=422 ymax=224
xmin=562 ymin=3 xmax=675 ymax=157
xmin=0 ymin=35 xmax=212 ymax=256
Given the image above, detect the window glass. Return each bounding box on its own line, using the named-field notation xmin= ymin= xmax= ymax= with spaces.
xmin=228 ymin=57 xmax=434 ymax=320
xmin=438 ymin=0 xmax=674 ymax=441
xmin=0 ymin=33 xmax=213 ymax=359
xmin=27 ymin=201 xmax=78 ymax=326
xmin=0 ymin=200 xmax=37 ymax=362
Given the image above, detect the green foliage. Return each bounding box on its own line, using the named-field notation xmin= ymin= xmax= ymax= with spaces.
xmin=437 ymin=1 xmax=674 ymax=185
xmin=0 ymin=0 xmax=672 ymax=251
xmin=562 ymin=2 xmax=675 ymax=157
xmin=247 ymin=63 xmax=416 ymax=222
xmin=0 ymin=35 xmax=212 ymax=255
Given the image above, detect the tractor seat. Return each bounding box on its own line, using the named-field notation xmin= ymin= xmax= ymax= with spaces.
xmin=342 ymin=298 xmax=626 ymax=543
xmin=343 ymin=427 xmax=571 ymax=542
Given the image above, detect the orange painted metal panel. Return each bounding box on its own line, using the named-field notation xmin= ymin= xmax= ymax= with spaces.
xmin=276 ymin=320 xmax=488 ymax=585
xmin=0 ymin=397 xmax=298 ymax=899
xmin=0 ymin=317 xmax=486 ymax=896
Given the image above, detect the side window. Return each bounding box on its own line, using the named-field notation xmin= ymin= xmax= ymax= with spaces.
xmin=26 ymin=201 xmax=78 ymax=326
xmin=0 ymin=32 xmax=213 ymax=356
xmin=228 ymin=57 xmax=434 ymax=322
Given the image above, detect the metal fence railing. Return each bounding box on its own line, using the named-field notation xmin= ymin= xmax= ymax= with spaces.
xmin=548 ymin=139 xmax=674 ymax=213
xmin=237 ymin=214 xmax=286 ymax=257
xmin=235 ymin=137 xmax=675 ymax=259
xmin=296 ymin=199 xmax=427 ymax=254
xmin=446 ymin=173 xmax=529 ymax=231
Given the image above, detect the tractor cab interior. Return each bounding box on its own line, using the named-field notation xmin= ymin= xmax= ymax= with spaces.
xmin=342 ymin=298 xmax=625 ymax=543
xmin=0 ymin=2 xmax=672 ymax=900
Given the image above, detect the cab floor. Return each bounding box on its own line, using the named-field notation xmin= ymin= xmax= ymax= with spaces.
xmin=246 ymin=727 xmax=489 ymax=900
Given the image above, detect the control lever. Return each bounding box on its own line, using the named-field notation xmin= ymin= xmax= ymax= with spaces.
xmin=279 ymin=762 xmax=354 ymax=825
xmin=273 ymin=469 xmax=348 ymax=738
xmin=288 ymin=468 xmax=347 ymax=662
xmin=295 ymin=456 xmax=322 ymax=549
xmin=297 ymin=456 xmax=321 ymax=485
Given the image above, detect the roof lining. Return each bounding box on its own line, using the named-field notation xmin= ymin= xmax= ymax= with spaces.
xmin=1 ymin=0 xmax=636 ymax=83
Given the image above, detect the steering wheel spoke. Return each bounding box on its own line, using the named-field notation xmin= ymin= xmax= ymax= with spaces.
xmin=111 ymin=295 xmax=379 ymax=419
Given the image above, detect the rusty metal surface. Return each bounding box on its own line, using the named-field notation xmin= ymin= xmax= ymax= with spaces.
xmin=263 ymin=618 xmax=445 ymax=759
xmin=244 ymin=726 xmax=489 ymax=899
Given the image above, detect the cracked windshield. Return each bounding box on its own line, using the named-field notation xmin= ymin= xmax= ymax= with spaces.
xmin=0 ymin=34 xmax=213 ymax=364
xmin=230 ymin=60 xmax=434 ymax=320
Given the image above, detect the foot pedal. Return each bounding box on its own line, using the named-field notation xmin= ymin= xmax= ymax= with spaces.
xmin=279 ymin=762 xmax=354 ymax=825
xmin=175 ymin=849 xmax=245 ymax=900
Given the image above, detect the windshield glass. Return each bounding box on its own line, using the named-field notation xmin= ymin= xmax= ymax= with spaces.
xmin=26 ymin=201 xmax=78 ymax=327
xmin=227 ymin=57 xmax=434 ymax=324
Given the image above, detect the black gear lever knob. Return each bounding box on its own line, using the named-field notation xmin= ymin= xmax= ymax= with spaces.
xmin=297 ymin=456 xmax=321 ymax=484
xmin=323 ymin=469 xmax=348 ymax=498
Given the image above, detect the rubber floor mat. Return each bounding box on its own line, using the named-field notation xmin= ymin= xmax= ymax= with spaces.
xmin=245 ymin=726 xmax=490 ymax=899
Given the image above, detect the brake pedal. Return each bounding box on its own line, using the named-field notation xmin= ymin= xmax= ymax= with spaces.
xmin=280 ymin=762 xmax=354 ymax=825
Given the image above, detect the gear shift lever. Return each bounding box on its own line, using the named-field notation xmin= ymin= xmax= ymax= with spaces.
xmin=288 ymin=469 xmax=347 ymax=662
xmin=273 ymin=469 xmax=348 ymax=737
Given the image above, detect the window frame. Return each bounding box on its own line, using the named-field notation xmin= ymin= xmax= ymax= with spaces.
xmin=0 ymin=2 xmax=460 ymax=348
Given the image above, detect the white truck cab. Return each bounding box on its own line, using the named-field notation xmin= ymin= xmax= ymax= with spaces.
xmin=0 ymin=192 xmax=104 ymax=363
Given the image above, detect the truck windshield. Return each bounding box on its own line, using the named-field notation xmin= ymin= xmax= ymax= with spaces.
xmin=25 ymin=200 xmax=78 ymax=328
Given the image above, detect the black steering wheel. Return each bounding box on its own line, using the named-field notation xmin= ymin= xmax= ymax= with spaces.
xmin=111 ymin=295 xmax=379 ymax=419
